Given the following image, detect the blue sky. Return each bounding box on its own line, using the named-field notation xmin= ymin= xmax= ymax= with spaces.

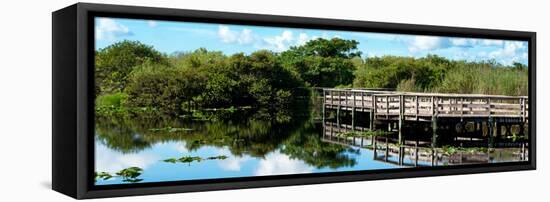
xmin=95 ymin=17 xmax=529 ymax=66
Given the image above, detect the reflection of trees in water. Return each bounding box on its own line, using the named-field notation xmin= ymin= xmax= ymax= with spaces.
xmin=280 ymin=120 xmax=357 ymax=169
xmin=95 ymin=119 xmax=152 ymax=154
xmin=96 ymin=109 xmax=301 ymax=156
xmin=95 ymin=106 xmax=359 ymax=169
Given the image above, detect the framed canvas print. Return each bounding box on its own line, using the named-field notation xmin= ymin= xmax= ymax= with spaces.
xmin=52 ymin=3 xmax=536 ymax=199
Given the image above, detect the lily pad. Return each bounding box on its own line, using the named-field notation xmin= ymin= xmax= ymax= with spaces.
xmin=206 ymin=155 xmax=228 ymax=160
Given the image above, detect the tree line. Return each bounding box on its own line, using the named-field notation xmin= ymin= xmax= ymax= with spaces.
xmin=95 ymin=38 xmax=528 ymax=116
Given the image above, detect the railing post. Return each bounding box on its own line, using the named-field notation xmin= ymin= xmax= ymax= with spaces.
xmin=361 ymin=92 xmax=365 ymax=108
xmin=415 ymin=95 xmax=419 ymax=121
xmin=521 ymin=97 xmax=526 ymax=122
xmin=386 ymin=96 xmax=389 ymax=119
xmin=399 ymin=94 xmax=404 ymax=144
xmin=460 ymin=97 xmax=463 ymax=121
xmin=431 ymin=96 xmax=435 ymax=116
xmin=487 ymin=98 xmax=492 ymax=116
xmin=329 ymin=90 xmax=334 ymax=105
xmin=371 ymin=95 xmax=376 ymax=130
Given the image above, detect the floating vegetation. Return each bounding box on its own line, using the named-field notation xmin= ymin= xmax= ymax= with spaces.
xmin=116 ymin=167 xmax=143 ymax=181
xmin=95 ymin=172 xmax=113 ymax=181
xmin=206 ymin=155 xmax=228 ymax=160
xmin=162 ymin=158 xmax=179 ymax=163
xmin=162 ymin=155 xmax=228 ymax=165
xmin=95 ymin=167 xmax=143 ymax=183
xmin=179 ymin=156 xmax=203 ymax=164
xmin=149 ymin=127 xmax=193 ymax=133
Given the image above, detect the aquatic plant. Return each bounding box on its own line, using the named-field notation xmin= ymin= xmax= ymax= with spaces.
xmin=95 ymin=172 xmax=113 ymax=181
xmin=206 ymin=155 xmax=228 ymax=160
xmin=94 ymin=167 xmax=143 ymax=183
xmin=178 ymin=156 xmax=203 ymax=164
xmin=116 ymin=167 xmax=143 ymax=180
xmin=162 ymin=158 xmax=179 ymax=163
xmin=162 ymin=155 xmax=228 ymax=165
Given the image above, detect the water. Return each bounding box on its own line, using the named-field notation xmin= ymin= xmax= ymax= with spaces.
xmin=94 ymin=109 xmax=526 ymax=185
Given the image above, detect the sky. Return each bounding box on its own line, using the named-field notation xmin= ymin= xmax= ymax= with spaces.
xmin=95 ymin=17 xmax=529 ymax=66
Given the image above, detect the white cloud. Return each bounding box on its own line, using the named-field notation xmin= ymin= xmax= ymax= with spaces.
xmin=218 ymin=25 xmax=255 ymax=45
xmin=215 ymin=148 xmax=250 ymax=171
xmin=297 ymin=33 xmax=310 ymax=46
xmin=408 ymin=36 xmax=450 ymax=52
xmin=95 ymin=143 xmax=157 ymax=173
xmin=167 ymin=27 xmax=217 ymax=37
xmin=173 ymin=143 xmax=189 ymax=153
xmin=255 ymin=152 xmax=313 ymax=176
xmin=238 ymin=29 xmax=254 ymax=44
xmin=218 ymin=26 xmax=237 ymax=43
xmin=481 ymin=39 xmax=504 ymax=46
xmin=95 ymin=18 xmax=132 ymax=41
xmin=262 ymin=30 xmax=295 ymax=51
xmin=147 ymin=20 xmax=158 ymax=28
xmin=450 ymin=38 xmax=474 ymax=47
xmin=217 ymin=26 xmax=345 ymax=52
xmin=408 ymin=36 xmax=506 ymax=53
xmin=487 ymin=41 xmax=528 ymax=65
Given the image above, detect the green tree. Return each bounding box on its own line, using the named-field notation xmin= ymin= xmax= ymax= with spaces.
xmin=95 ymin=40 xmax=167 ymax=94
xmin=281 ymin=38 xmax=361 ymax=87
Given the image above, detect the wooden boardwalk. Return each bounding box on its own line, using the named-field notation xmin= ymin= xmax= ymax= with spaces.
xmin=322 ymin=88 xmax=529 ymax=147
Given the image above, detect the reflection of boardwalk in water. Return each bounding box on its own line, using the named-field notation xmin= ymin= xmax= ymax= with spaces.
xmin=322 ymin=122 xmax=529 ymax=167
xmin=321 ymin=88 xmax=529 ymax=148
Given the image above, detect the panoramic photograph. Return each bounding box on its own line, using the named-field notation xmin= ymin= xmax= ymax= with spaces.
xmin=93 ymin=17 xmax=529 ymax=185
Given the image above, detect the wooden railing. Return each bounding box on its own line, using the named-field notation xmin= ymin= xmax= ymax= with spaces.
xmin=324 ymin=89 xmax=528 ymax=120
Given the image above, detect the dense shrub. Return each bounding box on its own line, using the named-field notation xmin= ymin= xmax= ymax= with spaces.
xmin=124 ymin=62 xmax=205 ymax=114
xmin=95 ymin=40 xmax=168 ymax=94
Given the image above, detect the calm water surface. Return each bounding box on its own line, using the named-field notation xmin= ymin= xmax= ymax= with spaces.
xmin=95 ymin=110 xmax=525 ymax=185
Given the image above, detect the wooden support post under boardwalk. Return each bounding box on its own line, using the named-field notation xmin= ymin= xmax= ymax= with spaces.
xmin=373 ymin=136 xmax=378 ymax=159
xmin=414 ymin=140 xmax=419 ymax=167
xmin=385 ymin=137 xmax=389 ymax=162
xmin=369 ymin=109 xmax=374 ymax=130
xmin=351 ymin=107 xmax=355 ymax=131
xmin=399 ymin=145 xmax=405 ymax=166
xmin=431 ymin=115 xmax=438 ymax=148
xmin=487 ymin=116 xmax=495 ymax=148
xmin=354 ymin=92 xmax=356 ymax=131
xmin=336 ymin=105 xmax=340 ymax=126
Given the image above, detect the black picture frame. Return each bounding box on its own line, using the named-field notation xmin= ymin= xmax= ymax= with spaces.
xmin=52 ymin=3 xmax=536 ymax=199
